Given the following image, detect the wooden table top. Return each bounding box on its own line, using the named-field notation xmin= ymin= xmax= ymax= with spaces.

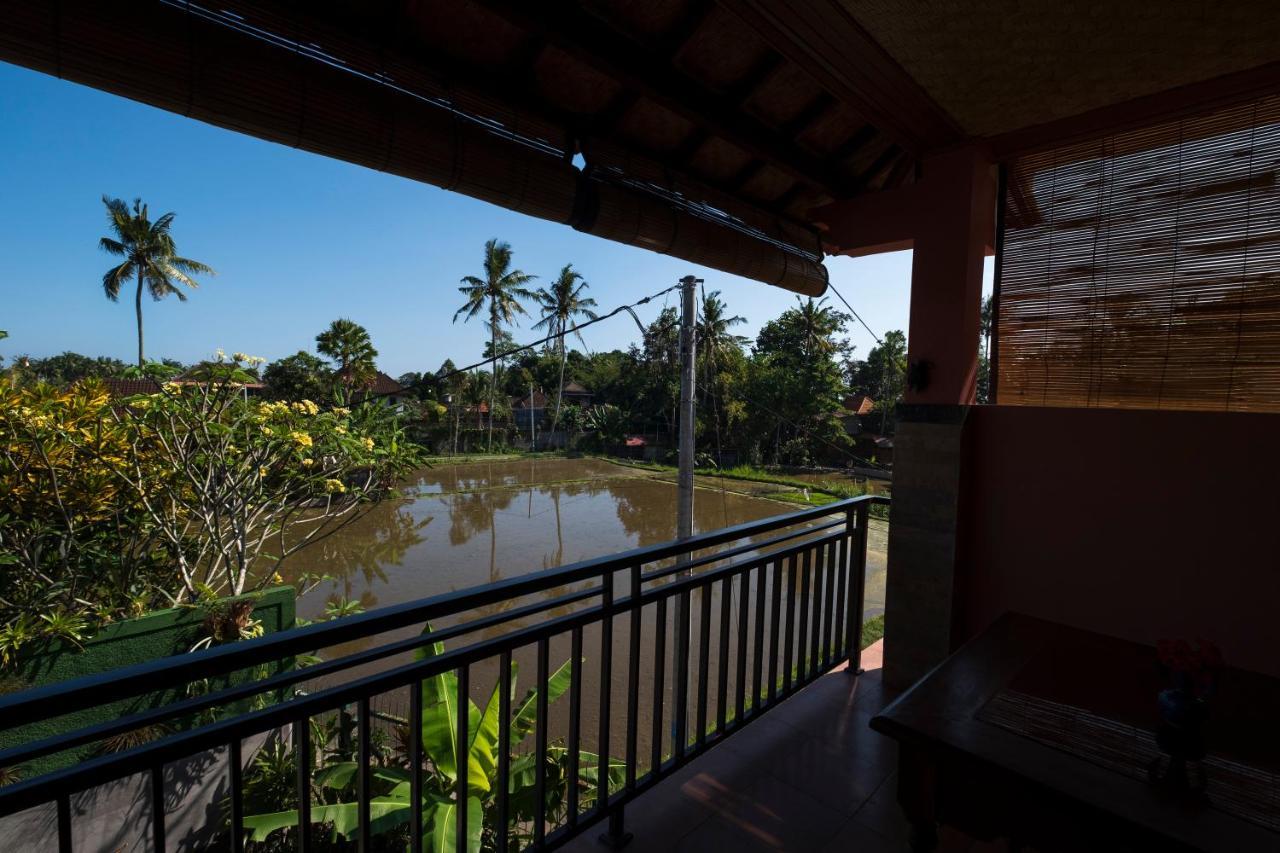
xmin=870 ymin=613 xmax=1280 ymax=852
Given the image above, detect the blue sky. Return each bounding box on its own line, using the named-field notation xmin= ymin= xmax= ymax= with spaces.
xmin=0 ymin=61 xmax=976 ymax=377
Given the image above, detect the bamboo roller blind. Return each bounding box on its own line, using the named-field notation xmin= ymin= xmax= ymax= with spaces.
xmin=998 ymin=97 xmax=1280 ymax=411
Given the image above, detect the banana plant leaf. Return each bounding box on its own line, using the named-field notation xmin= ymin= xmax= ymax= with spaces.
xmin=509 ymin=659 xmax=574 ymax=746
xmin=241 ymin=798 xmax=413 ymax=843
xmin=415 ymin=625 xmax=491 ymax=794
xmin=312 ymin=761 xmax=410 ymax=791
xmin=423 ymin=793 xmax=483 ymax=853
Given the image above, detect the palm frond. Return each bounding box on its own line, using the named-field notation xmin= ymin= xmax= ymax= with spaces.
xmin=101 ymin=261 xmax=133 ymax=301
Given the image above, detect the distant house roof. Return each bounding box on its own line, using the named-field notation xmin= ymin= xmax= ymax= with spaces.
xmin=561 ymin=381 xmax=591 ymax=394
xmin=335 ymin=368 xmax=405 ymax=398
xmin=625 ymin=436 xmax=646 ymax=447
xmin=843 ymin=394 xmax=876 ymax=416
xmin=513 ymin=390 xmax=549 ymax=409
xmin=99 ymin=377 xmax=162 ymax=397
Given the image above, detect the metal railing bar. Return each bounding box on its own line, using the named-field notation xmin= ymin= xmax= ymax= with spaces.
xmin=734 ymin=569 xmax=749 ymax=729
xmin=150 ymin=764 xmax=166 ymax=853
xmin=695 ymin=580 xmax=711 ymax=749
xmin=495 ymin=654 xmax=511 ymax=850
xmin=534 ymin=640 xmax=549 ymax=847
xmin=752 ymin=562 xmax=766 ymax=717
xmin=229 ymin=738 xmax=244 ymax=853
xmin=783 ymin=554 xmax=796 ymax=695
xmin=624 ymin=566 xmax=641 ymax=791
xmin=596 ymin=574 xmax=613 ymax=816
xmin=0 ymin=533 xmax=845 ymax=818
xmin=649 ymin=597 xmax=666 ymax=778
xmin=410 ymin=680 xmax=424 ymax=853
xmin=358 ymin=696 xmax=372 ymax=852
xmin=296 ymin=715 xmax=312 ymax=853
xmin=716 ymin=576 xmax=731 ymax=734
xmin=822 ymin=539 xmax=837 ymax=668
xmin=833 ymin=535 xmax=848 ymax=663
xmin=566 ymin=627 xmax=582 ymax=828
xmin=0 ymin=500 xmax=884 ymax=732
xmin=57 ymin=793 xmax=72 ymax=853
xmin=639 ymin=518 xmax=844 ymax=583
xmin=673 ymin=585 xmax=690 ymax=759
xmin=798 ymin=548 xmax=812 ymax=683
xmin=852 ymin=504 xmax=870 ymax=671
xmin=456 ymin=665 xmax=470 ymax=853
xmin=767 ymin=558 xmax=781 ymax=705
xmin=0 ymin=583 xmax=604 ymax=768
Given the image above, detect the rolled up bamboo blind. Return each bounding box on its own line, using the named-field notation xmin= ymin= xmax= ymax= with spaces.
xmin=0 ymin=0 xmax=828 ymax=295
xmin=998 ymin=97 xmax=1280 ymax=411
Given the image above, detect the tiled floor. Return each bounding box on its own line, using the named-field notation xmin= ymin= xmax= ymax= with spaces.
xmin=560 ymin=640 xmax=974 ymax=853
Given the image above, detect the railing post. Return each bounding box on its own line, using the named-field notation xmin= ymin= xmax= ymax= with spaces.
xmin=845 ymin=502 xmax=870 ymax=675
xmin=599 ymin=803 xmax=632 ymax=850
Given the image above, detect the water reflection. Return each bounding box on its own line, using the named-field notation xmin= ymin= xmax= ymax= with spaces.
xmin=281 ymin=458 xmax=784 ymax=623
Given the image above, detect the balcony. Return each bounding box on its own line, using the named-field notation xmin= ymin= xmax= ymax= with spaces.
xmin=0 ymin=497 xmax=892 ymax=852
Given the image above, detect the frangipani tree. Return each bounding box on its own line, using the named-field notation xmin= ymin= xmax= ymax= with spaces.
xmin=113 ymin=352 xmax=418 ymax=599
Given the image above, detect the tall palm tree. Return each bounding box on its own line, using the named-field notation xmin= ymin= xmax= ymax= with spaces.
xmin=454 ymin=239 xmax=536 ymax=451
xmin=697 ymin=290 xmax=747 ymax=353
xmin=533 ymin=264 xmax=598 ymax=432
xmin=98 ymin=196 xmax=215 ymax=366
xmin=316 ymin=318 xmax=378 ymax=389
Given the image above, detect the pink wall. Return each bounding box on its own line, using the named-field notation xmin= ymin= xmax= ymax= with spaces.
xmin=957 ymin=404 xmax=1280 ymax=678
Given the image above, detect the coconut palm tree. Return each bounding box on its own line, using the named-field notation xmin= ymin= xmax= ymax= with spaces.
xmin=98 ymin=196 xmax=215 ymax=366
xmin=316 ymin=318 xmax=378 ymax=390
xmin=697 ymin=290 xmax=748 ymax=353
xmin=533 ymin=264 xmax=598 ymax=432
xmin=454 ymin=239 xmax=536 ymax=451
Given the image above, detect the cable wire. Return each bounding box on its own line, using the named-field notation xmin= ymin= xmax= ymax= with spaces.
xmin=826 ymin=281 xmax=883 ymax=345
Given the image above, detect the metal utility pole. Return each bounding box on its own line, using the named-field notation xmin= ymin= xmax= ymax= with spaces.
xmin=676 ymin=275 xmax=700 ymax=544
xmin=529 ymin=380 xmax=536 ymax=448
xmin=671 ymin=274 xmax=701 ymax=763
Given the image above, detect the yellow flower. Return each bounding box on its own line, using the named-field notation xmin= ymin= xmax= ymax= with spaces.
xmin=301 ymin=457 xmax=315 ymax=467
xmin=260 ymin=424 xmax=274 ymax=436
xmin=291 ymin=400 xmax=319 ymax=416
xmin=289 ymin=431 xmax=313 ymax=448
xmin=258 ymin=466 xmax=269 ymax=478
xmin=323 ymin=478 xmax=347 ymax=494
xmin=336 ymin=425 xmax=348 ymax=435
xmin=332 ymin=407 xmax=350 ymax=417
xmin=271 ymin=572 xmax=284 ymax=584
xmin=361 ymin=437 xmax=374 ymax=451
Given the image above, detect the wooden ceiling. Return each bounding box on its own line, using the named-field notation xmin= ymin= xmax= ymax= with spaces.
xmin=848 ymin=0 xmax=1280 ymax=139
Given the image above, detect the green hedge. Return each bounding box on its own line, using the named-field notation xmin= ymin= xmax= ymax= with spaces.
xmin=0 ymin=587 xmax=295 ymax=779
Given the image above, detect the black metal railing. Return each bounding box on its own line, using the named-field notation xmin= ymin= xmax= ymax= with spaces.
xmin=0 ymin=495 xmax=887 ymax=852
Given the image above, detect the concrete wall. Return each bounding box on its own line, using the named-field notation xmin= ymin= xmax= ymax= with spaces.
xmin=956 ymin=405 xmax=1280 ymax=678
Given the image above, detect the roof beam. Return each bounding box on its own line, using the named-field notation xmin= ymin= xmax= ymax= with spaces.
xmin=717 ymin=0 xmax=963 ymax=154
xmin=470 ymin=0 xmax=856 ymax=197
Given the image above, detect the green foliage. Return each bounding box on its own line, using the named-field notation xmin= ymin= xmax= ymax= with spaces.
xmin=317 ymin=319 xmax=379 ymax=388
xmin=580 ymin=404 xmax=628 ymax=450
xmin=0 ymin=355 xmax=420 ymax=663
xmin=861 ymin=614 xmax=886 ymax=650
xmin=10 ymin=351 xmax=128 ymax=385
xmin=847 ymin=329 xmax=907 ymax=434
xmin=265 ymin=350 xmax=334 ymax=403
